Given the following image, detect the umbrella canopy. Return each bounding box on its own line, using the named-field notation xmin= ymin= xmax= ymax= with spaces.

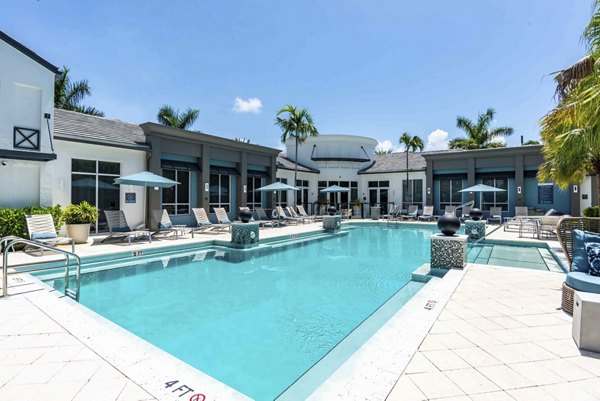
xmin=255 ymin=182 xmax=299 ymax=192
xmin=459 ymin=184 xmax=505 ymax=193
xmin=114 ymin=171 xmax=179 ymax=188
xmin=319 ymin=185 xmax=351 ymax=193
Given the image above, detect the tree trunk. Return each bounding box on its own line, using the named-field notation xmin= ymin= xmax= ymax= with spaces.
xmin=294 ymin=135 xmax=298 ymax=206
xmin=596 ymin=164 xmax=600 ymax=207
xmin=406 ymin=150 xmax=409 ymax=209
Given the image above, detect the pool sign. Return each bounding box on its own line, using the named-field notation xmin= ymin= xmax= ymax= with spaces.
xmin=165 ymin=380 xmax=206 ymax=400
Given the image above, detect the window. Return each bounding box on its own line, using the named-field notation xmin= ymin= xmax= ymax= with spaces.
xmin=296 ymin=179 xmax=309 ymax=206
xmin=210 ymin=173 xmax=230 ymax=212
xmin=247 ymin=176 xmax=263 ymax=209
xmin=481 ymin=177 xmax=508 ymax=211
xmin=403 ymin=179 xmax=423 ymax=208
xmin=439 ymin=178 xmax=463 ymax=210
xmin=316 ymin=180 xmax=358 ymax=206
xmin=71 ymin=159 xmax=120 ymax=233
xmin=162 ymin=170 xmax=190 ymax=215
xmin=368 ymin=180 xmax=390 ymax=213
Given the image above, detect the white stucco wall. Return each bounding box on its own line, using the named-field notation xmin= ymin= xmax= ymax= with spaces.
xmin=0 ymin=39 xmax=54 ymax=153
xmin=0 ymin=160 xmax=41 ymax=208
xmin=50 ymin=140 xmax=147 ymax=228
xmin=580 ymin=176 xmax=593 ymax=211
xmin=358 ymin=171 xmax=427 ymax=205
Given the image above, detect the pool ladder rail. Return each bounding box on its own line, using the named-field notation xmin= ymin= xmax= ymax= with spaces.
xmin=0 ymin=236 xmax=81 ymax=301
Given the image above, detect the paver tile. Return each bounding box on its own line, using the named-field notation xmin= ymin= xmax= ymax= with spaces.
xmin=422 ymin=349 xmax=470 ymax=371
xmin=478 ymin=365 xmax=534 ymax=390
xmin=444 ymin=367 xmax=500 ymax=394
xmin=407 ymin=371 xmax=465 ymax=399
xmin=453 ymin=347 xmax=503 ymax=368
xmin=386 ymin=375 xmax=427 ymax=401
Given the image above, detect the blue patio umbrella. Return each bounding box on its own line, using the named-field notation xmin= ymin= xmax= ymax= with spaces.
xmin=255 ymin=182 xmax=299 ymax=209
xmin=459 ymin=184 xmax=505 ymax=209
xmin=114 ymin=171 xmax=179 ymax=227
xmin=320 ymin=184 xmax=351 ymax=206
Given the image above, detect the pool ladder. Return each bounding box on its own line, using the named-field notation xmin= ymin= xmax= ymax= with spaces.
xmin=0 ymin=236 xmax=81 ymax=301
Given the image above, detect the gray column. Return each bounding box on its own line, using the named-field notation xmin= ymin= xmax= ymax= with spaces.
xmin=571 ymin=184 xmax=581 ymax=216
xmin=147 ymin=137 xmax=162 ymax=229
xmin=592 ymin=176 xmax=599 ymax=208
xmin=467 ymin=158 xmax=476 ymax=204
xmin=201 ymin=145 xmax=211 ymax=212
xmin=426 ymin=159 xmax=434 ymax=206
xmin=267 ymin=156 xmax=277 ymax=209
xmin=515 ymin=154 xmax=524 ymax=207
xmin=238 ymin=151 xmax=247 ymax=208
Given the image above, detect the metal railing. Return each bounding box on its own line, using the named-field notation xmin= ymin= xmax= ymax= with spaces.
xmin=1 ymin=236 xmax=81 ymax=301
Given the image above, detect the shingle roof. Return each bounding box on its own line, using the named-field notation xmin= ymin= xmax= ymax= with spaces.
xmin=54 ymin=109 xmax=149 ymax=150
xmin=277 ymin=154 xmax=320 ymax=173
xmin=0 ymin=31 xmax=59 ymax=74
xmin=358 ymin=152 xmax=426 ymax=174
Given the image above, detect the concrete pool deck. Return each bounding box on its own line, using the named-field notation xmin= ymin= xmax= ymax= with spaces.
xmin=0 ymin=219 xmax=593 ymax=401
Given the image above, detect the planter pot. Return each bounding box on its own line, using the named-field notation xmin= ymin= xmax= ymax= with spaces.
xmin=469 ymin=208 xmax=484 ymax=221
xmin=239 ymin=209 xmax=253 ymax=223
xmin=352 ymin=206 xmax=361 ymax=217
xmin=327 ymin=206 xmax=337 ymax=216
xmin=437 ymin=213 xmax=461 ymax=236
xmin=66 ymin=223 xmax=91 ymax=244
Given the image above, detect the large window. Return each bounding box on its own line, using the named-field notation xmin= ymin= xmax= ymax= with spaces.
xmin=277 ymin=178 xmax=288 ymax=206
xmin=439 ymin=178 xmax=463 ymax=211
xmin=247 ymin=176 xmax=263 ymax=209
xmin=162 ymin=170 xmax=190 ymax=215
xmin=318 ymin=180 xmax=358 ymax=205
xmin=481 ymin=176 xmax=508 ymax=211
xmin=296 ymin=179 xmax=309 ymax=206
xmin=403 ymin=179 xmax=423 ymax=208
xmin=71 ymin=159 xmax=120 ymax=233
xmin=210 ymin=173 xmax=230 ymax=212
xmin=368 ymin=180 xmax=390 ymax=213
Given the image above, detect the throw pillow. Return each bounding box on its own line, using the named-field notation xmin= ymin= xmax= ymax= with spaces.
xmin=572 ymin=230 xmax=600 ymax=273
xmin=586 ymin=242 xmax=600 ymax=276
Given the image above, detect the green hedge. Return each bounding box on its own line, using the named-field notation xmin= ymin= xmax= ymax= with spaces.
xmin=583 ymin=206 xmax=600 ymax=217
xmin=0 ymin=205 xmax=63 ymax=239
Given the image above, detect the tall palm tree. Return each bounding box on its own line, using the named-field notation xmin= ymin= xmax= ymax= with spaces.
xmin=275 ymin=105 xmax=319 ymax=202
xmin=538 ymin=0 xmax=600 ymax=200
xmin=399 ymin=132 xmax=424 ymax=206
xmin=374 ymin=148 xmax=393 ymax=155
xmin=448 ymin=108 xmax=513 ymax=149
xmin=54 ymin=66 xmax=104 ymax=117
xmin=157 ymin=105 xmax=199 ymax=130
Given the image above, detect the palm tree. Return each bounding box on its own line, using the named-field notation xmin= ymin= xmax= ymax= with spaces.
xmin=54 ymin=66 xmax=104 ymax=117
xmin=399 ymin=133 xmax=424 ymax=207
xmin=374 ymin=148 xmax=393 ymax=155
xmin=157 ymin=105 xmax=199 ymax=130
xmin=448 ymin=108 xmax=513 ymax=149
xmin=538 ymin=0 xmax=600 ymax=200
xmin=234 ymin=137 xmax=251 ymax=143
xmin=275 ymin=105 xmax=319 ymax=202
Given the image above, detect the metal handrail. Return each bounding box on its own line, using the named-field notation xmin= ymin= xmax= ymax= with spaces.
xmin=1 ymin=236 xmax=81 ymax=301
xmin=452 ymin=200 xmax=475 ymax=212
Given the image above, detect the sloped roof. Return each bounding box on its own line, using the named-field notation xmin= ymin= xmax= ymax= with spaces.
xmin=53 ymin=109 xmax=149 ymax=150
xmin=358 ymin=152 xmax=426 ymax=174
xmin=276 ymin=154 xmax=320 ymax=173
xmin=0 ymin=31 xmax=59 ymax=74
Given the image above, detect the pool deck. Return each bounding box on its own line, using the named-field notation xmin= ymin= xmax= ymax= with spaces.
xmin=1 ymin=219 xmax=596 ymax=401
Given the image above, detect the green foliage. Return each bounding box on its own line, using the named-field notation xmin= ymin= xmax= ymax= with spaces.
xmin=449 ymin=108 xmax=513 ymax=150
xmin=351 ymin=199 xmax=362 ymax=206
xmin=374 ymin=148 xmax=392 ymax=155
xmin=522 ymin=139 xmax=540 ymax=145
xmin=63 ymin=202 xmax=98 ymax=225
xmin=54 ymin=66 xmax=104 ymax=117
xmin=0 ymin=205 xmax=63 ymax=239
xmin=157 ymin=105 xmax=200 ymax=130
xmin=583 ymin=206 xmax=600 ymax=217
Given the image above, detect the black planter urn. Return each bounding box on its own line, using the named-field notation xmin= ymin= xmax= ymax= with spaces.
xmin=239 ymin=209 xmax=253 ymax=223
xmin=327 ymin=206 xmax=337 ymax=216
xmin=469 ymin=208 xmax=484 ymax=221
xmin=437 ymin=213 xmax=461 ymax=236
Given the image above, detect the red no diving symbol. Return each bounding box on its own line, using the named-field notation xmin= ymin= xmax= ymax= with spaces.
xmin=189 ymin=394 xmax=206 ymax=401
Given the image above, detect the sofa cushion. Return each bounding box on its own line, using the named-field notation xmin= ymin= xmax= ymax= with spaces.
xmin=112 ymin=226 xmax=131 ymax=233
xmin=566 ymin=271 xmax=600 ymax=294
xmin=572 ymin=230 xmax=600 ymax=273
xmin=31 ymin=232 xmax=57 ymax=240
xmin=159 ymin=222 xmax=173 ymax=229
xmin=586 ymin=242 xmax=600 ymax=276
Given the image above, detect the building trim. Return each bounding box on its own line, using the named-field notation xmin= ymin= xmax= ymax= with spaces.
xmin=54 ymin=136 xmax=151 ymax=151
xmin=0 ymin=149 xmax=57 ymax=161
xmin=422 ymin=145 xmax=543 ymax=161
xmin=0 ymin=31 xmax=59 ymax=74
xmin=358 ymin=168 xmax=426 ymax=175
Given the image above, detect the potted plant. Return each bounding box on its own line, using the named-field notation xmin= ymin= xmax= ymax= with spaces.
xmin=351 ymin=199 xmax=362 ymax=217
xmin=63 ymin=201 xmax=99 ymax=244
xmin=316 ymin=197 xmax=329 ymax=215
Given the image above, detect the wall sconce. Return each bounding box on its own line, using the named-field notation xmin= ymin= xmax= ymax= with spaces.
xmin=427 ymin=187 xmax=431 ymax=195
xmin=574 ymin=185 xmax=578 ymax=193
xmin=517 ymin=186 xmax=522 ymax=194
xmin=153 ymin=186 xmax=159 ymax=191
xmin=204 ymin=183 xmax=209 ymax=192
xmin=243 ymin=185 xmax=247 ymax=193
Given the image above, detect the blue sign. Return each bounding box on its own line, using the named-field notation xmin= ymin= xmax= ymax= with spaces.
xmin=538 ymin=184 xmax=553 ymax=204
xmin=125 ymin=193 xmax=136 ymax=204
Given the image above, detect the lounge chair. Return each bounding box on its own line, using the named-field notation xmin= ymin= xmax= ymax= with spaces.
xmin=287 ymin=207 xmax=310 ymax=223
xmin=504 ymin=206 xmax=529 ymax=231
xmin=191 ymin=208 xmax=228 ymax=237
xmin=213 ymin=208 xmax=233 ymax=231
xmin=102 ymin=210 xmax=151 ymax=245
xmin=151 ymin=209 xmax=186 ymax=239
xmin=276 ymin=206 xmax=302 ymax=224
xmin=240 ymin=207 xmax=277 ymax=228
xmin=401 ymin=205 xmax=418 ymax=220
xmin=459 ymin=206 xmax=472 ymax=222
xmin=444 ymin=205 xmax=455 ymax=215
xmin=256 ymin=207 xmax=281 ymax=227
xmin=298 ymin=205 xmax=321 ymax=221
xmin=383 ymin=205 xmax=401 ymax=220
xmin=538 ymin=215 xmax=563 ymax=239
xmin=25 ymin=214 xmax=75 ymax=255
xmin=487 ymin=207 xmax=503 ymax=225
xmin=418 ymin=206 xmax=434 ymax=221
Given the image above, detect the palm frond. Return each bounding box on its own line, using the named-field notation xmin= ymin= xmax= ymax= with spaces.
xmin=178 ymin=108 xmax=200 ymax=130
xmin=70 ymin=105 xmax=105 ymax=117
xmin=554 ymin=55 xmax=596 ymax=100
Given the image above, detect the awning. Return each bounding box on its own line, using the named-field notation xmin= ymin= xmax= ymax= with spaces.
xmin=210 ymin=166 xmax=239 ymax=175
xmin=161 ymin=159 xmax=201 ymax=171
xmin=247 ymin=169 xmax=270 ymax=178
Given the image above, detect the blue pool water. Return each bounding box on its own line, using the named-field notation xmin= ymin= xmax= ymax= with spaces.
xmin=42 ymin=225 xmax=437 ymax=400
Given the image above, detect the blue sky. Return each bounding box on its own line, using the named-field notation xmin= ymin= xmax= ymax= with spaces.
xmin=1 ymin=1 xmax=593 ymax=151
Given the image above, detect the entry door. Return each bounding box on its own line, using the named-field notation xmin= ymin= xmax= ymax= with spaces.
xmin=369 ymin=189 xmax=389 ymax=214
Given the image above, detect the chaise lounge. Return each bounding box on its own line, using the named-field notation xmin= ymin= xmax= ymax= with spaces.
xmin=102 ymin=210 xmax=151 ymax=245
xmin=25 ymin=214 xmax=75 ymax=255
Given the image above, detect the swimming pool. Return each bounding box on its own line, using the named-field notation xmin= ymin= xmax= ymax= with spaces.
xmin=467 ymin=242 xmax=565 ymax=272
xmin=39 ymin=224 xmax=436 ymax=401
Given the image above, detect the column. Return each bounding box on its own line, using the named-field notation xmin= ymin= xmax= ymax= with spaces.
xmin=515 ymin=154 xmax=524 ymax=207
xmin=201 ymin=145 xmax=210 ymax=212
xmin=147 ymin=136 xmax=162 ymax=229
xmin=238 ymin=151 xmax=247 ymax=208
xmin=426 ymin=159 xmax=434 ymax=206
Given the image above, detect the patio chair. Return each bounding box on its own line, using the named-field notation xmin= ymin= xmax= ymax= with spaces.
xmin=383 ymin=204 xmax=400 ymax=220
xmin=276 ymin=206 xmax=301 ymax=224
xmin=504 ymin=206 xmax=529 ymax=231
xmin=296 ymin=205 xmax=316 ymax=221
xmin=538 ymin=215 xmax=563 ymax=239
xmin=191 ymin=208 xmax=228 ymax=237
xmin=557 ymin=217 xmax=600 ymax=314
xmin=214 ymin=208 xmax=233 ymax=231
xmin=487 ymin=207 xmax=503 ymax=225
xmin=151 ymin=209 xmax=185 ymax=239
xmin=102 ymin=210 xmax=151 ymax=245
xmin=401 ymin=205 xmax=418 ymax=220
xmin=240 ymin=207 xmax=277 ymax=228
xmin=25 ymin=214 xmax=75 ymax=255
xmin=444 ymin=205 xmax=456 ymax=215
xmin=256 ymin=207 xmax=281 ymax=227
xmin=418 ymin=206 xmax=434 ymax=221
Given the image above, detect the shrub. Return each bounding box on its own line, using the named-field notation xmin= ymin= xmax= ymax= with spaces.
xmin=63 ymin=202 xmax=98 ymax=225
xmin=0 ymin=205 xmax=63 ymax=239
xmin=583 ymin=206 xmax=600 ymax=217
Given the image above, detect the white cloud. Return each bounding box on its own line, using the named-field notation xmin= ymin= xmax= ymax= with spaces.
xmin=375 ymin=140 xmax=395 ymax=153
xmin=232 ymin=97 xmax=262 ymax=114
xmin=426 ymin=129 xmax=449 ymax=151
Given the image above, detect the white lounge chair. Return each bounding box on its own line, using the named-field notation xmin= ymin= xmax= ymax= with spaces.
xmin=240 ymin=207 xmax=277 ymax=228
xmin=191 ymin=208 xmax=228 ymax=237
xmin=276 ymin=206 xmax=302 ymax=224
xmin=459 ymin=206 xmax=472 ymax=222
xmin=214 ymin=208 xmax=233 ymax=231
xmin=298 ymin=205 xmax=321 ymax=221
xmin=402 ymin=205 xmax=419 ymax=220
xmin=444 ymin=205 xmax=455 ymax=215
xmin=418 ymin=206 xmax=434 ymax=221
xmin=504 ymin=206 xmax=529 ymax=231
xmin=256 ymin=207 xmax=281 ymax=227
xmin=487 ymin=207 xmax=503 ymax=225
xmin=102 ymin=210 xmax=151 ymax=245
xmin=25 ymin=214 xmax=75 ymax=255
xmin=152 ymin=209 xmax=186 ymax=239
xmin=286 ymin=207 xmax=309 ymax=224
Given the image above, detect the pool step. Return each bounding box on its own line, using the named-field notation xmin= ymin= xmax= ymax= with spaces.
xmin=411 ymin=263 xmax=448 ymax=282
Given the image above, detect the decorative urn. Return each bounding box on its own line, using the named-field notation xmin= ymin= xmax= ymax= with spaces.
xmin=239 ymin=209 xmax=253 ymax=223
xmin=469 ymin=208 xmax=484 ymax=221
xmin=327 ymin=206 xmax=337 ymax=216
xmin=437 ymin=213 xmax=461 ymax=236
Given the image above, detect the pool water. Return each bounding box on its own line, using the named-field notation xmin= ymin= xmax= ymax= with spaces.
xmin=468 ymin=243 xmax=564 ymax=272
xmin=42 ymin=225 xmax=437 ymax=401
